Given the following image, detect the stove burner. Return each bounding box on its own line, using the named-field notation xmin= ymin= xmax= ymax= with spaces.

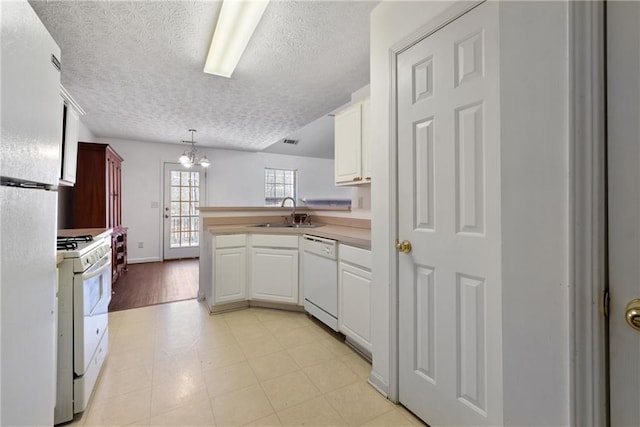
xmin=57 ymin=235 xmax=93 ymax=243
xmin=57 ymin=241 xmax=78 ymax=250
xmin=57 ymin=235 xmax=93 ymax=251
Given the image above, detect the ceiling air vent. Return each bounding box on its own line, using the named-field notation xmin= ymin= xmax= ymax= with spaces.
xmin=282 ymin=139 xmax=299 ymax=145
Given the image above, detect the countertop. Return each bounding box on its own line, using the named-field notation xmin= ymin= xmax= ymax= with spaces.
xmin=207 ymin=223 xmax=371 ymax=249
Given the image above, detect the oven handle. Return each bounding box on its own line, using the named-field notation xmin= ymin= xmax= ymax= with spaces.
xmin=82 ymin=252 xmax=112 ymax=281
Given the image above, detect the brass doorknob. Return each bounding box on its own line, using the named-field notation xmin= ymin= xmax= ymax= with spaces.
xmin=395 ymin=239 xmax=412 ymax=254
xmin=625 ymin=299 xmax=640 ymax=331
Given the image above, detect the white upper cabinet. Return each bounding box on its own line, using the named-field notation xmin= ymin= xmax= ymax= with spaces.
xmin=59 ymin=86 xmax=83 ymax=186
xmin=334 ymin=98 xmax=371 ymax=186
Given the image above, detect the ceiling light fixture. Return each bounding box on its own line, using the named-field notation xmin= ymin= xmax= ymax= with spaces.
xmin=179 ymin=129 xmax=210 ymax=168
xmin=203 ymin=0 xmax=269 ymax=78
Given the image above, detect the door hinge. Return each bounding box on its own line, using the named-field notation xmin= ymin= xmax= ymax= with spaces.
xmin=601 ymin=289 xmax=610 ymax=318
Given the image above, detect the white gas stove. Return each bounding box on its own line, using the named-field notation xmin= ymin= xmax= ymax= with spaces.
xmin=54 ymin=229 xmax=112 ymax=424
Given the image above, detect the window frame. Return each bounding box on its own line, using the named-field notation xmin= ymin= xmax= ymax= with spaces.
xmin=264 ymin=167 xmax=297 ymax=206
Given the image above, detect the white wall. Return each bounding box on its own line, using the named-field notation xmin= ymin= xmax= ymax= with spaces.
xmin=77 ymin=119 xmax=95 ymax=142
xmin=91 ymin=137 xmax=359 ymax=263
xmin=370 ymin=1 xmax=570 ymax=425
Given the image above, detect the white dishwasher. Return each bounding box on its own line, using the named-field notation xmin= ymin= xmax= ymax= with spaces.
xmin=302 ymin=235 xmax=338 ymax=331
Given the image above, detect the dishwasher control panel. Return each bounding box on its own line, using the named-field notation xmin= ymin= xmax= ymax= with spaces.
xmin=302 ymin=235 xmax=337 ymax=259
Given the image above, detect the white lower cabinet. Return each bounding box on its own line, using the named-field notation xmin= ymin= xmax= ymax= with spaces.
xmin=213 ymin=234 xmax=247 ymax=304
xmin=250 ymin=234 xmax=299 ymax=304
xmin=338 ymin=244 xmax=372 ymax=354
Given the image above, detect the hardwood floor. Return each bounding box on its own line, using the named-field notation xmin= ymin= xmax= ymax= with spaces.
xmin=108 ymin=258 xmax=198 ymax=312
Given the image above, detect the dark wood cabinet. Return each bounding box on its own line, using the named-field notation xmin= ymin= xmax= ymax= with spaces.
xmin=60 ymin=142 xmax=127 ymax=283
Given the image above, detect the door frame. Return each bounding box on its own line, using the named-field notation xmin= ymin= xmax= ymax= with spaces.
xmin=385 ymin=0 xmax=607 ymax=423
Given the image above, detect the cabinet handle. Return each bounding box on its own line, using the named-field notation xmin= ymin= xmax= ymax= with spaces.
xmin=365 ymin=177 xmax=371 ymax=181
xmin=352 ymin=176 xmax=363 ymax=182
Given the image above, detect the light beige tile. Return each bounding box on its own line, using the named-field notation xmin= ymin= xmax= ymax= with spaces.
xmin=149 ymin=392 xmax=215 ymax=426
xmin=110 ymin=332 xmax=156 ymax=355
xmin=203 ymin=361 xmax=258 ymax=398
xmin=91 ymin=364 xmax=153 ymax=401
xmin=277 ymin=396 xmax=347 ymax=426
xmin=105 ymin=345 xmax=155 ymax=373
xmin=196 ymin=329 xmax=238 ymax=351
xmin=320 ymin=336 xmax=356 ymax=357
xmin=199 ymin=343 xmax=246 ymax=371
xmin=274 ymin=325 xmax=326 ymax=349
xmin=325 ymin=383 xmax=395 ymax=426
xmin=237 ymin=334 xmax=284 ymax=359
xmin=125 ymin=418 xmax=150 ymax=426
xmin=152 ymin=355 xmax=205 ymax=389
xmin=252 ymin=308 xmax=298 ymax=322
xmin=221 ymin=309 xmax=260 ymax=328
xmin=229 ymin=322 xmax=271 ymax=341
xmin=262 ymin=316 xmax=312 ymax=335
xmin=395 ymin=406 xmax=427 ymax=426
xmin=260 ymin=371 xmax=321 ymax=411
xmin=361 ymin=408 xmax=426 ymax=426
xmin=339 ymin=353 xmax=372 ymax=379
xmin=242 ymin=413 xmax=282 ymax=426
xmin=303 ymin=359 xmax=360 ymax=393
xmin=84 ymin=387 xmax=152 ymax=426
xmin=286 ymin=342 xmax=336 ymax=368
xmin=247 ymin=351 xmax=300 ymax=381
xmin=210 ymin=384 xmax=274 ymax=426
xmin=150 ymin=375 xmax=208 ymax=416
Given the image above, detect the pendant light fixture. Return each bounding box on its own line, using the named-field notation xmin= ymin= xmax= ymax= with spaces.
xmin=178 ymin=129 xmax=210 ymax=168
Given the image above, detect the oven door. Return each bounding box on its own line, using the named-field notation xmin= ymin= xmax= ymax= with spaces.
xmin=73 ymin=251 xmax=111 ymax=375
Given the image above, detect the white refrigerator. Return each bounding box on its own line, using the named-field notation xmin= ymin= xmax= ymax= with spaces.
xmin=1 ymin=1 xmax=62 ymax=425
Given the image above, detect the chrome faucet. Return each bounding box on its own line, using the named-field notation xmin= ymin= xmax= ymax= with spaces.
xmin=281 ymin=197 xmax=296 ymax=221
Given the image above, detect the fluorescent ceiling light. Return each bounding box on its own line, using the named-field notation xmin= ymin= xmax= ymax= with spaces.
xmin=204 ymin=0 xmax=269 ymax=78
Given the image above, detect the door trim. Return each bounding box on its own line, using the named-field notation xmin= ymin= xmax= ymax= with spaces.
xmin=385 ymin=0 xmax=484 ymax=404
xmin=569 ymin=1 xmax=608 ymax=425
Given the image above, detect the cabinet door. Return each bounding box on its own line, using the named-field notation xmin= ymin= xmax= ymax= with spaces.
xmin=251 ymin=248 xmax=298 ymax=304
xmin=338 ymin=261 xmax=372 ymax=353
xmin=334 ymin=103 xmax=363 ymax=184
xmin=214 ymin=248 xmax=247 ymax=304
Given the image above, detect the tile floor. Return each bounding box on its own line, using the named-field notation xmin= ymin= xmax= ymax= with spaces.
xmin=69 ymin=300 xmax=424 ymax=426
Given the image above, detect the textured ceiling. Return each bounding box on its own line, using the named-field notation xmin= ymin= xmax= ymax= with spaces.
xmin=29 ymin=0 xmax=377 ymax=152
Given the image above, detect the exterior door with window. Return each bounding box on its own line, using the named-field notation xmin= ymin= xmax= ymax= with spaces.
xmin=163 ymin=163 xmax=206 ymax=260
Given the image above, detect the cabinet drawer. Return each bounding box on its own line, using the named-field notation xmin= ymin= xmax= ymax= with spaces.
xmin=338 ymin=244 xmax=371 ymax=270
xmin=216 ymin=234 xmax=247 ymax=249
xmin=251 ymin=234 xmax=299 ymax=249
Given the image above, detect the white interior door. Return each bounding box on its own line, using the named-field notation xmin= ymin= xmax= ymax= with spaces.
xmin=396 ymin=2 xmax=502 ymax=425
xmin=607 ymin=1 xmax=640 ymax=425
xmin=163 ymin=163 xmax=206 ymax=260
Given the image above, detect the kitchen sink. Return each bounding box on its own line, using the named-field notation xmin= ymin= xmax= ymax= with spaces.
xmin=252 ymin=223 xmax=324 ymax=229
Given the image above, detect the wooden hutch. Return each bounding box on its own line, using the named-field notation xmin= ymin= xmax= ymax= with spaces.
xmin=60 ymin=142 xmax=127 ymax=283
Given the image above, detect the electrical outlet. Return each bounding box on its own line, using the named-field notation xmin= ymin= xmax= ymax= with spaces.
xmin=138 ymin=242 xmax=144 ymax=249
xmin=151 ymin=201 xmax=159 ymax=208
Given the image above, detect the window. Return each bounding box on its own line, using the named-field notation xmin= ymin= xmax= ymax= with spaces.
xmin=265 ymin=168 xmax=297 ymax=206
xmin=169 ymin=170 xmax=200 ymax=248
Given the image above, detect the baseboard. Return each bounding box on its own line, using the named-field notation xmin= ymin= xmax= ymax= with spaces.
xmin=127 ymin=257 xmax=161 ymax=264
xmin=368 ymin=370 xmax=390 ymax=399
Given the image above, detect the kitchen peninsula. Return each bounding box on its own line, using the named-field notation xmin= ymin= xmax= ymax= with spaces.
xmin=199 ymin=206 xmax=373 ymax=356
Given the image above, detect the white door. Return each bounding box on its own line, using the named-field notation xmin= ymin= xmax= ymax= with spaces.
xmin=607 ymin=1 xmax=640 ymax=425
xmin=163 ymin=163 xmax=206 ymax=259
xmin=397 ymin=2 xmax=502 ymax=426
xmin=251 ymin=248 xmax=299 ymax=304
